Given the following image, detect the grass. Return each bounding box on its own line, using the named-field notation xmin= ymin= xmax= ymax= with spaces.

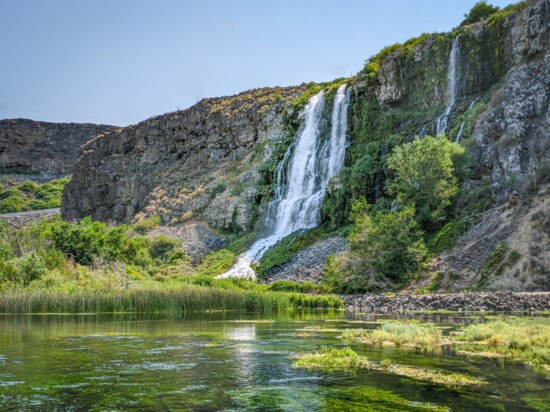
xmin=341 ymin=322 xmax=444 ymax=347
xmin=342 ymin=318 xmax=550 ymax=371
xmin=0 ymin=285 xmax=343 ymax=314
xmin=292 ymin=346 xmax=373 ymax=371
xmin=455 ymin=317 xmax=550 ymax=368
xmin=267 ymin=280 xmax=332 ymax=294
xmin=292 ymin=346 xmax=485 ymax=391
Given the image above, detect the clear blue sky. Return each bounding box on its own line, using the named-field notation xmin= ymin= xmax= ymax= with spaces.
xmin=0 ymin=0 xmax=516 ymax=126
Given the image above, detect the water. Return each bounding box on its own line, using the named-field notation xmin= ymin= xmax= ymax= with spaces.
xmin=218 ymin=85 xmax=350 ymax=279
xmin=455 ymin=98 xmax=478 ymax=143
xmin=436 ymin=36 xmax=461 ymax=135
xmin=1 ymin=311 xmax=548 ymax=411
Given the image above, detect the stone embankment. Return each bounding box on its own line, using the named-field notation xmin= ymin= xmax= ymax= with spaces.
xmin=344 ymin=292 xmax=550 ymax=312
xmin=0 ymin=208 xmax=60 ymax=228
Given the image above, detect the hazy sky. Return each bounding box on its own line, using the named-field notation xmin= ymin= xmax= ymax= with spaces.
xmin=1 ymin=0 xmax=516 ymax=126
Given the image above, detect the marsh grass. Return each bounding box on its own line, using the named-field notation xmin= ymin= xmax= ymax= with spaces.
xmin=342 ymin=322 xmax=445 ymax=347
xmin=342 ymin=318 xmax=550 ymax=371
xmin=292 ymin=346 xmax=373 ymax=371
xmin=292 ymin=346 xmax=485 ymax=390
xmin=456 ymin=318 xmax=550 ymax=368
xmin=0 ymin=286 xmax=342 ymax=314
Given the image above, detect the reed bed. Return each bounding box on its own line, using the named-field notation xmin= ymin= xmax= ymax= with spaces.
xmin=0 ymin=286 xmax=343 ymax=314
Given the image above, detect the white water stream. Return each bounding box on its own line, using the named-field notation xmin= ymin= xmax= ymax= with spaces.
xmin=436 ymin=36 xmax=461 ymax=135
xmin=217 ymin=85 xmax=350 ymax=279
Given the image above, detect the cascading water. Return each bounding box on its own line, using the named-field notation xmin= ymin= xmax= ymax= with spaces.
xmin=455 ymin=98 xmax=478 ymax=143
xmin=436 ymin=36 xmax=460 ymax=135
xmin=217 ymin=85 xmax=350 ymax=279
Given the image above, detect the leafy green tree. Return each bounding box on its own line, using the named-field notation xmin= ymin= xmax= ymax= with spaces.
xmin=48 ymin=217 xmax=108 ymax=265
xmin=387 ymin=135 xmax=464 ymax=230
xmin=461 ymin=1 xmax=500 ymax=26
xmin=324 ymin=202 xmax=427 ymax=292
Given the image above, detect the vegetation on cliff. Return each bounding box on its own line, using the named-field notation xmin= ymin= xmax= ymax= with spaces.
xmin=0 ymin=177 xmax=69 ymax=213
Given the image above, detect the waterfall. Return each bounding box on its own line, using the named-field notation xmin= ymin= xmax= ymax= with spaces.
xmin=455 ymin=98 xmax=478 ymax=143
xmin=217 ymin=85 xmax=350 ymax=279
xmin=436 ymin=36 xmax=460 ymax=135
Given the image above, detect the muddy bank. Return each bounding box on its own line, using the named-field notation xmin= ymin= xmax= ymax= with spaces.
xmin=344 ymin=292 xmax=550 ymax=312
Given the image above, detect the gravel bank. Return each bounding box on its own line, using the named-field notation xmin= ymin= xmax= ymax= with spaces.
xmin=344 ymin=292 xmax=550 ymax=312
xmin=0 ymin=208 xmax=60 ymax=228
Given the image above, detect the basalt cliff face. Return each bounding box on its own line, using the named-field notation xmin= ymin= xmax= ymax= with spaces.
xmin=0 ymin=119 xmax=114 ymax=176
xmin=62 ymin=87 xmax=306 ymax=228
xmin=62 ymin=0 xmax=549 ymax=290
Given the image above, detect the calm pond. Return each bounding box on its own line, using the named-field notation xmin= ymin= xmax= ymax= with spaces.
xmin=0 ymin=310 xmax=548 ymax=411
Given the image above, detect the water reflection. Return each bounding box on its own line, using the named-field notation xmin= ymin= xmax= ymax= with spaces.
xmin=0 ymin=311 xmax=548 ymax=411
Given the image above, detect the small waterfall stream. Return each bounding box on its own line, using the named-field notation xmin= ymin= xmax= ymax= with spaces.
xmin=436 ymin=36 xmax=461 ymax=135
xmin=218 ymin=85 xmax=350 ymax=279
xmin=455 ymin=98 xmax=478 ymax=143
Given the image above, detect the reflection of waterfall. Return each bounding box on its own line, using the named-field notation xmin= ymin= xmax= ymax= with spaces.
xmin=455 ymin=98 xmax=478 ymax=143
xmin=436 ymin=36 xmax=460 ymax=135
xmin=224 ymin=325 xmax=256 ymax=341
xmin=218 ymin=85 xmax=351 ymax=279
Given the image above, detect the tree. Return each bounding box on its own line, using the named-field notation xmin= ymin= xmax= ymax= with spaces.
xmin=387 ymin=135 xmax=464 ymax=230
xmin=324 ymin=202 xmax=427 ymax=293
xmin=461 ymin=1 xmax=500 ymax=26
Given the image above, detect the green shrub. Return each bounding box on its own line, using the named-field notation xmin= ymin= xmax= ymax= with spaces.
xmin=325 ymin=203 xmax=427 ymax=292
xmin=0 ymin=195 xmax=26 ymax=213
xmin=132 ymin=216 xmax=161 ymax=235
xmin=149 ymin=235 xmax=182 ymax=263
xmin=195 ymin=249 xmax=237 ymax=276
xmin=209 ymin=182 xmax=227 ymax=197
xmin=11 ymin=253 xmax=49 ymax=285
xmin=122 ymin=237 xmax=153 ymax=267
xmin=48 ymin=217 xmax=108 ymax=265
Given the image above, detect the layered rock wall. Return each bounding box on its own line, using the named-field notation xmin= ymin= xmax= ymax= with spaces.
xmin=62 ymin=87 xmax=305 ymax=227
xmin=0 ymin=119 xmax=114 ymax=176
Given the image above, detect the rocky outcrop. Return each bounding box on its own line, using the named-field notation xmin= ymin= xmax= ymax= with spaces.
xmin=0 ymin=119 xmax=114 ymax=176
xmin=425 ymin=0 xmax=550 ymax=291
xmin=62 ymin=86 xmax=305 ymax=227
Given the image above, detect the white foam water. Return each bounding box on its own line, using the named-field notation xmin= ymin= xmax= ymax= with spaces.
xmin=217 ymin=85 xmax=350 ymax=279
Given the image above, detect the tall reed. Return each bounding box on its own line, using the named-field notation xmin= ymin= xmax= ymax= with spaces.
xmin=0 ymin=287 xmax=343 ymax=314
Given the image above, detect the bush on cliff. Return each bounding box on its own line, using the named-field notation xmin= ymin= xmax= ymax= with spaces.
xmin=461 ymin=1 xmax=500 ymax=26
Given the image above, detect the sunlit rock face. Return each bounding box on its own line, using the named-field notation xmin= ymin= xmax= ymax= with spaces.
xmin=62 ymin=86 xmax=306 ymax=226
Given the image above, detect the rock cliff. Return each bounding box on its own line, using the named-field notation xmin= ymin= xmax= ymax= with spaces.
xmin=62 ymin=86 xmax=306 ymax=227
xmin=0 ymin=119 xmax=114 ymax=176
xmin=61 ymin=0 xmax=549 ymax=291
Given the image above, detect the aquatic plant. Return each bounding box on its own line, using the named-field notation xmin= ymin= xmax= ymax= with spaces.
xmin=292 ymin=346 xmax=485 ymax=390
xmin=342 ymin=322 xmax=444 ymax=347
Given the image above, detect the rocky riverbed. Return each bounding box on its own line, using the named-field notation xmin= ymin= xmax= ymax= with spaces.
xmin=344 ymin=292 xmax=550 ymax=312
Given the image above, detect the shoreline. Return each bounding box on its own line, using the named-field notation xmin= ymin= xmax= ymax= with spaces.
xmin=343 ymin=291 xmax=550 ymax=313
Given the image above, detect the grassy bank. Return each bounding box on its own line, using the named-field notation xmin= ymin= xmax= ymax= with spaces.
xmin=0 ymin=287 xmax=323 ymax=314
xmin=0 ymin=215 xmax=343 ymax=314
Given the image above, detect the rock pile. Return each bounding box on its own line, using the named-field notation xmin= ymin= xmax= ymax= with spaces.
xmin=344 ymin=292 xmax=550 ymax=312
